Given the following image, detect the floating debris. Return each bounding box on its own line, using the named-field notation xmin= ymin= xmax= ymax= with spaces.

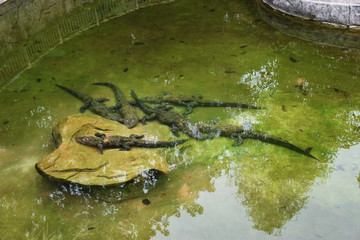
xmin=290 ymin=57 xmax=298 ymax=63
xmin=142 ymin=199 xmax=151 ymax=205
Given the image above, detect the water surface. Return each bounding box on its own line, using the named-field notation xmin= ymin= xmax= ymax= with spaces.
xmin=1 ymin=0 xmax=360 ymax=239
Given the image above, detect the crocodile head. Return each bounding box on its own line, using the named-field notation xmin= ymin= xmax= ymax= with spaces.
xmin=75 ymin=136 xmax=105 ymax=154
xmin=75 ymin=136 xmax=101 ymax=146
xmin=124 ymin=118 xmax=138 ymax=128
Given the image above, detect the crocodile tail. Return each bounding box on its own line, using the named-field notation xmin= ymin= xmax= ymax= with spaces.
xmin=93 ymin=82 xmax=123 ymax=96
xmin=55 ymin=84 xmax=89 ymax=102
xmin=240 ymin=132 xmax=319 ymax=160
xmin=131 ymin=90 xmax=145 ymax=108
xmin=130 ymin=90 xmax=139 ymax=101
xmin=199 ymin=101 xmax=263 ymax=109
xmin=94 ymin=82 xmax=127 ymax=107
xmin=93 ymin=82 xmax=114 ymax=87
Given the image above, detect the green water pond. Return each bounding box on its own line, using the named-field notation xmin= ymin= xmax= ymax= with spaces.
xmin=1 ymin=0 xmax=360 ymax=239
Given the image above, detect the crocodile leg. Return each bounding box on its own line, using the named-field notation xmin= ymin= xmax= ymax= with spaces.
xmin=79 ymin=101 xmax=91 ymax=113
xmin=141 ymin=113 xmax=157 ymax=125
xmin=119 ymin=144 xmax=131 ymax=151
xmin=97 ymin=142 xmax=104 ymax=154
xmin=171 ymin=127 xmax=180 ymax=137
xmin=95 ymin=98 xmax=110 ymax=103
xmin=232 ymin=136 xmax=244 ymax=146
xmin=95 ymin=132 xmax=106 ymax=138
xmin=130 ymin=134 xmax=145 ymax=139
xmin=182 ymin=101 xmax=200 ymax=116
xmin=108 ymin=103 xmax=122 ymax=112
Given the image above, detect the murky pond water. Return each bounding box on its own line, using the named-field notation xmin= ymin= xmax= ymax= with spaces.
xmin=1 ymin=0 xmax=360 ymax=239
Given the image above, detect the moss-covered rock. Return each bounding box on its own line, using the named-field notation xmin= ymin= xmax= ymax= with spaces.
xmin=35 ymin=114 xmax=171 ymax=186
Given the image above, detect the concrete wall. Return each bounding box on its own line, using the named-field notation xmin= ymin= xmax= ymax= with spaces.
xmin=0 ymin=0 xmax=173 ymax=87
xmin=0 ymin=0 xmax=94 ymax=56
xmin=262 ymin=0 xmax=360 ymax=27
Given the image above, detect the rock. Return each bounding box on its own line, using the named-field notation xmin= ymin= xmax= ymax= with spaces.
xmin=35 ymin=114 xmax=173 ymax=186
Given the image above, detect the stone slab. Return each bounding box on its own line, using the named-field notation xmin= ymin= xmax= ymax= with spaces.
xmin=35 ymin=114 xmax=181 ymax=186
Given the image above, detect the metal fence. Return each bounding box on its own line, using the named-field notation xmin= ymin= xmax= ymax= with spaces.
xmin=0 ymin=0 xmax=173 ymax=89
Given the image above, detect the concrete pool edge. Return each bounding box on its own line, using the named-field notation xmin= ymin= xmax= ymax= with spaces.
xmin=262 ymin=0 xmax=360 ymax=28
xmin=258 ymin=0 xmax=360 ymax=49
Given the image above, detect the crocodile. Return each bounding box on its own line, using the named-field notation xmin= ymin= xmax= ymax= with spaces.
xmin=196 ymin=122 xmax=318 ymax=160
xmin=75 ymin=132 xmax=187 ymax=154
xmin=131 ymin=90 xmax=213 ymax=140
xmin=130 ymin=92 xmax=263 ymax=115
xmin=93 ymin=82 xmax=138 ymax=128
xmin=56 ymin=84 xmax=123 ymax=122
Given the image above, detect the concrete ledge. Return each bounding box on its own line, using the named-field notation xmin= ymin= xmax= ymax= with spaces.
xmin=262 ymin=0 xmax=360 ymax=27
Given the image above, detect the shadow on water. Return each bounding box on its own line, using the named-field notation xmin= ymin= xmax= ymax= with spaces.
xmin=0 ymin=0 xmax=360 ymax=239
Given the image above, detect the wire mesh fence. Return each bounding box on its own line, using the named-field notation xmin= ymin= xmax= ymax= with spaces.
xmin=0 ymin=0 xmax=173 ymax=89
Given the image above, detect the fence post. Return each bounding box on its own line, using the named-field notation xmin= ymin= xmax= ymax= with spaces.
xmin=0 ymin=69 xmax=5 ymax=83
xmin=94 ymin=8 xmax=100 ymax=26
xmin=23 ymin=47 xmax=31 ymax=69
xmin=57 ymin=25 xmax=63 ymax=44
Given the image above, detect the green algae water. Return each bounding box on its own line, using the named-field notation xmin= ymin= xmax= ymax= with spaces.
xmin=1 ymin=0 xmax=360 ymax=239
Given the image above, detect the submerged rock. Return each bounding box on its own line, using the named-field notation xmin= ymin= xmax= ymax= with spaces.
xmin=35 ymin=114 xmax=172 ymax=186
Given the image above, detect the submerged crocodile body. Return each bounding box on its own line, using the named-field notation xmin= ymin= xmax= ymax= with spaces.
xmin=93 ymin=82 xmax=138 ymax=128
xmin=131 ymin=90 xmax=212 ymax=140
xmin=56 ymin=84 xmax=122 ymax=122
xmin=75 ymin=133 xmax=187 ymax=154
xmin=196 ymin=122 xmax=318 ymax=160
xmin=131 ymin=92 xmax=263 ymax=115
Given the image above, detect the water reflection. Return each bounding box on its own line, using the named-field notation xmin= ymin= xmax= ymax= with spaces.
xmin=231 ymin=155 xmax=324 ymax=234
xmin=258 ymin=0 xmax=360 ymax=49
xmin=31 ymin=164 xmax=214 ymax=239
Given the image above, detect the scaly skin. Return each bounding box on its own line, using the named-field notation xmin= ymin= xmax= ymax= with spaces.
xmin=56 ymin=84 xmax=123 ymax=122
xmin=131 ymin=90 xmax=212 ymax=140
xmin=196 ymin=122 xmax=318 ymax=160
xmin=93 ymin=82 xmax=138 ymax=128
xmin=130 ymin=92 xmax=263 ymax=115
xmin=75 ymin=133 xmax=187 ymax=154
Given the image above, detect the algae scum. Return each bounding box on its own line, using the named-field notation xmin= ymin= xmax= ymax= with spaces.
xmin=1 ymin=0 xmax=360 ymax=239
